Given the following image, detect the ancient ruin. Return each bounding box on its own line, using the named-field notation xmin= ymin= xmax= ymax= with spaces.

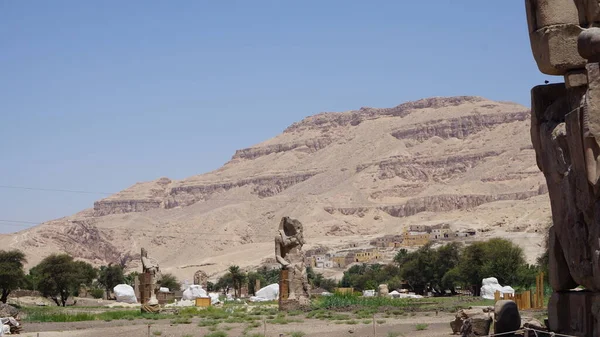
xmin=275 ymin=216 xmax=310 ymax=310
xmin=526 ymin=1 xmax=600 ymax=335
xmin=193 ymin=269 xmax=209 ymax=289
xmin=140 ymin=247 xmax=162 ymax=310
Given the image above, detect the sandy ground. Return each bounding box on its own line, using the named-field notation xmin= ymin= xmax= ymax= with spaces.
xmin=21 ymin=312 xmax=456 ymax=337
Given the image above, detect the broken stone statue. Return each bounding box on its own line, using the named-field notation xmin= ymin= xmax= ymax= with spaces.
xmin=526 ymin=0 xmax=600 ymax=336
xmin=193 ymin=269 xmax=209 ymax=289
xmin=141 ymin=247 xmax=162 ymax=307
xmin=275 ymin=216 xmax=310 ymax=310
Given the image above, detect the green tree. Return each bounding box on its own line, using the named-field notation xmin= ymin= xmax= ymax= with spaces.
xmin=97 ymin=264 xmax=125 ymax=299
xmin=400 ymin=244 xmax=436 ymax=294
xmin=393 ymin=248 xmax=409 ymax=265
xmin=247 ymin=272 xmax=266 ymax=295
xmin=456 ymin=238 xmax=527 ymax=296
xmin=158 ymin=273 xmax=180 ymax=292
xmin=215 ymin=273 xmax=233 ymax=295
xmin=0 ymin=250 xmax=27 ymax=303
xmin=32 ymin=254 xmax=80 ymax=306
xmin=124 ymin=272 xmax=140 ymax=286
xmin=432 ymin=242 xmax=462 ymax=294
xmin=228 ymin=265 xmax=247 ymax=298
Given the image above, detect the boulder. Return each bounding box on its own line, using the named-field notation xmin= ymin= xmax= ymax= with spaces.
xmin=0 ymin=304 xmax=19 ymax=318
xmin=378 ymin=284 xmax=389 ymax=297
xmin=494 ymin=300 xmax=521 ymax=335
xmin=451 ymin=308 xmax=492 ymax=336
xmin=460 ymin=314 xmax=492 ymax=337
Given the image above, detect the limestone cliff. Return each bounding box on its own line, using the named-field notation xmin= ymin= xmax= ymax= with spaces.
xmin=1 ymin=96 xmax=550 ymax=279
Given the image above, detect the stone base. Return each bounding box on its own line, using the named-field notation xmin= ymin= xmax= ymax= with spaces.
xmin=141 ymin=303 xmax=161 ymax=314
xmin=278 ymin=299 xmax=311 ymax=312
xmin=548 ymin=291 xmax=600 ymax=337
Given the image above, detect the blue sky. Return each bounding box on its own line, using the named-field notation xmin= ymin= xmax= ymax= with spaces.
xmin=0 ymin=1 xmax=549 ymax=233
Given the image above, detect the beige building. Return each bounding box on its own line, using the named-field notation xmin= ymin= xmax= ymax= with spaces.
xmin=402 ymin=231 xmax=430 ymax=246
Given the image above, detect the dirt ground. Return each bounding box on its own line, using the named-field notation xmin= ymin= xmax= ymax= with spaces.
xmin=20 ymin=312 xmax=455 ymax=337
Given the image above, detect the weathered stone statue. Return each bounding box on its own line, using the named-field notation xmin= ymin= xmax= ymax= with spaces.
xmin=193 ymin=269 xmax=209 ymax=289
xmin=141 ymin=247 xmax=161 ymax=306
xmin=275 ymin=217 xmax=310 ymax=310
xmin=526 ymin=1 xmax=600 ymax=335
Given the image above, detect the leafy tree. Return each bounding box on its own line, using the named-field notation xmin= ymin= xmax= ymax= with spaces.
xmin=90 ymin=288 xmax=104 ymax=299
xmin=247 ymin=272 xmax=266 ymax=295
xmin=72 ymin=261 xmax=97 ymax=293
xmin=341 ymin=263 xmax=402 ymax=291
xmin=306 ymin=267 xmax=337 ymax=292
xmin=215 ymin=273 xmax=232 ymax=295
xmin=32 ymin=254 xmax=80 ymax=306
xmin=158 ymin=273 xmax=180 ymax=292
xmin=0 ymin=250 xmax=27 ymax=303
xmin=393 ymin=248 xmax=409 ymax=265
xmin=228 ymin=265 xmax=247 ymax=298
xmin=432 ymin=242 xmax=462 ymax=294
xmin=97 ymin=264 xmax=125 ymax=299
xmin=456 ymin=238 xmax=527 ymax=296
xmin=455 ymin=241 xmax=487 ymax=296
xmin=206 ymin=281 xmax=215 ymax=292
xmin=400 ymin=244 xmax=436 ymax=294
xmin=124 ymin=272 xmax=140 ymax=287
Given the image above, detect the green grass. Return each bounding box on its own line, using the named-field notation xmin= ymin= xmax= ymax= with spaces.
xmin=387 ymin=332 xmax=404 ymax=337
xmin=21 ymin=307 xmax=175 ymax=323
xmin=198 ymin=319 xmax=221 ymax=327
xmin=152 ymin=331 xmax=162 ymax=336
xmin=290 ymin=332 xmax=305 ymax=337
xmin=204 ymin=331 xmax=227 ymax=337
xmin=313 ymin=292 xmax=495 ymax=312
xmin=415 ymin=323 xmax=428 ymax=331
xmin=267 ymin=317 xmax=303 ymax=324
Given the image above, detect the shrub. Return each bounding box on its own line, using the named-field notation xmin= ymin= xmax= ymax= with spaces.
xmin=416 ymin=323 xmax=428 ymax=330
xmin=90 ymin=288 xmax=104 ymax=299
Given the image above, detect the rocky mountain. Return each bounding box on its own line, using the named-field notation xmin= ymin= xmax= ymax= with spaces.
xmin=0 ymin=96 xmax=550 ymax=281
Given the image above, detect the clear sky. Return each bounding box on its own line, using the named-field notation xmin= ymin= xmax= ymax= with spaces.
xmin=0 ymin=1 xmax=550 ymax=233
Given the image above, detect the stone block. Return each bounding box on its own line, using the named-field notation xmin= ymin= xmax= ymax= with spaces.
xmin=460 ymin=314 xmax=492 ymax=337
xmin=495 ymin=300 xmax=521 ymax=335
xmin=525 ymin=0 xmax=579 ymax=32
xmin=565 ymin=69 xmax=588 ymax=88
xmin=548 ymin=291 xmax=600 ymax=337
xmin=529 ymin=24 xmax=586 ymax=75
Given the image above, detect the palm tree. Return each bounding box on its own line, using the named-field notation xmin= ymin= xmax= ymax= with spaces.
xmin=228 ymin=265 xmax=246 ymax=298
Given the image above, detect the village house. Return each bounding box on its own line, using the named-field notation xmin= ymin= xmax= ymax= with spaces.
xmin=313 ymin=255 xmax=333 ymax=268
xmin=353 ymin=249 xmax=382 ymax=263
xmin=409 ymin=224 xmax=431 ymax=233
xmin=332 ymin=252 xmax=349 ymax=268
xmin=402 ymin=230 xmax=430 ymax=246
xmin=371 ymin=234 xmax=403 ymax=248
xmin=430 ymin=225 xmax=452 ymax=240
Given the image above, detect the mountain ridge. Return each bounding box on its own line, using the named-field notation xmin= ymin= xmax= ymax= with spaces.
xmin=0 ymin=95 xmax=549 ymax=281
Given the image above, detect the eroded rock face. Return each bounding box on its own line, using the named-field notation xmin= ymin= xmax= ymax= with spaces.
xmin=94 ymin=172 xmax=320 ymax=215
xmin=527 ymin=2 xmax=600 ymax=336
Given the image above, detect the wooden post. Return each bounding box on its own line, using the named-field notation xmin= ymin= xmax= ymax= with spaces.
xmin=372 ymin=313 xmax=376 ymax=337
xmin=494 ymin=290 xmax=501 ymax=301
xmin=263 ymin=318 xmax=267 ymax=337
xmin=539 ymin=272 xmax=544 ymax=308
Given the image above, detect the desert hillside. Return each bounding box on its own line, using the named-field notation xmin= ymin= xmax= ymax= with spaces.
xmin=0 ymin=96 xmax=550 ymax=282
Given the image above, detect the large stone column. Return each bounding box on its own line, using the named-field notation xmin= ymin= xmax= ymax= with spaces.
xmin=526 ymin=2 xmax=600 ymax=336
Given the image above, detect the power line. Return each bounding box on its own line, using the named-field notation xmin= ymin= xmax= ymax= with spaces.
xmin=0 ymin=185 xmax=113 ymax=195
xmin=0 ymin=219 xmax=39 ymax=224
xmin=0 ymin=219 xmax=277 ymax=238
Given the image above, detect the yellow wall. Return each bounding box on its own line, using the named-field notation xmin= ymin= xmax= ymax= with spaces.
xmin=402 ymin=232 xmax=430 ymax=246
